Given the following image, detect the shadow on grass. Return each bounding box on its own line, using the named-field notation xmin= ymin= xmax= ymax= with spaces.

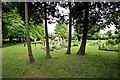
xmin=99 ymin=48 xmax=119 ymax=52
xmin=2 ymin=43 xmax=23 ymax=48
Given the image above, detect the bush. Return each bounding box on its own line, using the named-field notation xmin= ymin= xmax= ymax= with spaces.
xmin=99 ymin=45 xmax=119 ymax=52
xmin=51 ymin=46 xmax=56 ymax=49
xmin=106 ymin=39 xmax=116 ymax=45
xmin=114 ymin=38 xmax=119 ymax=44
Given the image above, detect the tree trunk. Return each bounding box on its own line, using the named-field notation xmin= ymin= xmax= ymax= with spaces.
xmin=0 ymin=10 xmax=2 ymax=47
xmin=25 ymin=2 xmax=35 ymax=63
xmin=66 ymin=2 xmax=72 ymax=54
xmin=77 ymin=3 xmax=89 ymax=55
xmin=77 ymin=35 xmax=81 ymax=41
xmin=44 ymin=2 xmax=51 ymax=58
xmin=18 ymin=37 xmax=21 ymax=43
xmin=9 ymin=37 xmax=13 ymax=43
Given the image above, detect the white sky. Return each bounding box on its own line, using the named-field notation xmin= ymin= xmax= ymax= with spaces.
xmin=48 ymin=22 xmax=116 ymax=34
xmin=100 ymin=24 xmax=116 ymax=34
xmin=48 ymin=22 xmax=74 ymax=34
xmin=47 ymin=5 xmax=70 ymax=34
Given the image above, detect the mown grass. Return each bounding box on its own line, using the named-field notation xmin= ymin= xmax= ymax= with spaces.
xmin=2 ymin=40 xmax=119 ymax=78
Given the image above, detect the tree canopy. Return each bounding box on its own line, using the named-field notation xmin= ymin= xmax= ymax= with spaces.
xmin=54 ymin=21 xmax=68 ymax=39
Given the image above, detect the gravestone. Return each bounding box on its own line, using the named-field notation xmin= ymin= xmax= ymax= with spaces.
xmin=34 ymin=38 xmax=37 ymax=46
xmin=51 ymin=40 xmax=55 ymax=45
xmin=59 ymin=38 xmax=63 ymax=46
xmin=56 ymin=46 xmax=62 ymax=50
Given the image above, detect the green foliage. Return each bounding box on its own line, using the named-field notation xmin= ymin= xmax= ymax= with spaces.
xmin=29 ymin=21 xmax=44 ymax=40
xmin=113 ymin=29 xmax=120 ymax=43
xmin=3 ymin=7 xmax=26 ymax=40
xmin=92 ymin=32 xmax=101 ymax=40
xmin=49 ymin=33 xmax=56 ymax=40
xmin=58 ymin=32 xmax=68 ymax=39
xmin=107 ymin=39 xmax=115 ymax=45
xmin=72 ymin=32 xmax=78 ymax=40
xmin=106 ymin=38 xmax=118 ymax=45
xmin=99 ymin=44 xmax=119 ymax=52
xmin=98 ymin=34 xmax=108 ymax=40
xmin=54 ymin=21 xmax=68 ymax=39
xmin=51 ymin=46 xmax=56 ymax=49
xmin=106 ymin=30 xmax=112 ymax=38
xmin=3 ymin=7 xmax=44 ymax=42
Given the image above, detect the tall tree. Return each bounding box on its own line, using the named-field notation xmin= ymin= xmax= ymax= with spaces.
xmin=72 ymin=2 xmax=120 ymax=55
xmin=77 ymin=2 xmax=89 ymax=55
xmin=66 ymin=2 xmax=72 ymax=54
xmin=2 ymin=7 xmax=25 ymax=42
xmin=0 ymin=2 xmax=2 ymax=47
xmin=44 ymin=2 xmax=51 ymax=58
xmin=25 ymin=2 xmax=35 ymax=63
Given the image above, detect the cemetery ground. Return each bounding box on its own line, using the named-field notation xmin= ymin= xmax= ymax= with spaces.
xmin=2 ymin=40 xmax=119 ymax=78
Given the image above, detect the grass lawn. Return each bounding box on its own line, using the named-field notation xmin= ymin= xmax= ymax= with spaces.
xmin=2 ymin=40 xmax=119 ymax=78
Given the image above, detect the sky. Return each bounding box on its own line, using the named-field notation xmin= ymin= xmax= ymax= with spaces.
xmin=48 ymin=22 xmax=116 ymax=34
xmin=100 ymin=24 xmax=116 ymax=34
xmin=47 ymin=22 xmax=75 ymax=34
xmin=47 ymin=4 xmax=116 ymax=35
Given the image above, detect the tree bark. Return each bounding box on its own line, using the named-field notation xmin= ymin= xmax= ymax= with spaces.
xmin=25 ymin=2 xmax=35 ymax=63
xmin=66 ymin=2 xmax=72 ymax=54
xmin=77 ymin=35 xmax=81 ymax=41
xmin=44 ymin=2 xmax=51 ymax=58
xmin=18 ymin=37 xmax=21 ymax=43
xmin=0 ymin=6 xmax=2 ymax=47
xmin=9 ymin=37 xmax=13 ymax=43
xmin=77 ymin=3 xmax=89 ymax=55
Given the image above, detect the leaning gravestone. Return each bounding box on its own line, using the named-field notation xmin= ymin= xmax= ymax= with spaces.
xmin=56 ymin=46 xmax=62 ymax=50
xmin=41 ymin=47 xmax=54 ymax=51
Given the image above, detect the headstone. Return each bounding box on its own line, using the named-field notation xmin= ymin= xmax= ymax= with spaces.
xmin=49 ymin=39 xmax=51 ymax=43
xmin=34 ymin=38 xmax=37 ymax=46
xmin=56 ymin=46 xmax=62 ymax=50
xmin=59 ymin=38 xmax=63 ymax=46
xmin=51 ymin=40 xmax=55 ymax=45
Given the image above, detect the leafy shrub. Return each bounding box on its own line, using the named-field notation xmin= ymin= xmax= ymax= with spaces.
xmin=106 ymin=39 xmax=116 ymax=45
xmin=114 ymin=38 xmax=119 ymax=44
xmin=99 ymin=44 xmax=119 ymax=52
xmin=51 ymin=46 xmax=56 ymax=49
